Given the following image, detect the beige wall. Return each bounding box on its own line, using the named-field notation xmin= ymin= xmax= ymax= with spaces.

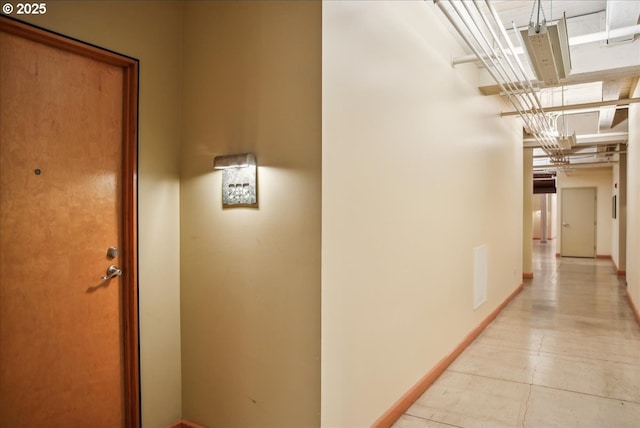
xmin=627 ymin=80 xmax=640 ymax=311
xmin=523 ymin=149 xmax=534 ymax=275
xmin=16 ymin=3 xmax=184 ymax=427
xmin=612 ymin=165 xmax=620 ymax=264
xmin=556 ymin=168 xmax=613 ymax=256
xmin=612 ymin=158 xmax=627 ymax=272
xmin=179 ymin=2 xmax=321 ymax=427
xmin=551 ymin=192 xmax=558 ymax=240
xmin=322 ymin=2 xmax=523 ymax=426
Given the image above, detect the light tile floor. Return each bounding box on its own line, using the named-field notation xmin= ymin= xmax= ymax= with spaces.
xmin=393 ymin=241 xmax=640 ymax=428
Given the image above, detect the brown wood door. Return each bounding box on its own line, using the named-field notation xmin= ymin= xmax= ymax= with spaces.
xmin=0 ymin=18 xmax=139 ymax=427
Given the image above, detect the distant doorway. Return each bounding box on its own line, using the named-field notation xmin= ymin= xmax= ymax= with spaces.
xmin=560 ymin=187 xmax=596 ymax=257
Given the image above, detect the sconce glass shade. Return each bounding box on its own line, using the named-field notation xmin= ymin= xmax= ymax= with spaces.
xmin=213 ymin=153 xmax=256 ymax=170
xmin=213 ymin=153 xmax=258 ymax=207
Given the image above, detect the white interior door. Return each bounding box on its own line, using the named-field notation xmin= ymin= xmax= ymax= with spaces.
xmin=560 ymin=187 xmax=596 ymax=258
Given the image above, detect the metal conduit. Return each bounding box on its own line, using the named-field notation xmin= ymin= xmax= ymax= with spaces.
xmin=507 ymin=19 xmax=565 ymax=159
xmin=472 ymin=0 xmax=563 ymax=157
xmin=438 ymin=1 xmax=553 ymax=149
xmin=433 ymin=0 xmax=568 ymax=166
xmin=451 ymin=2 xmax=534 ymax=119
xmin=436 ymin=2 xmax=538 ymax=137
xmin=455 ymin=3 xmax=533 ymax=113
xmin=485 ymin=1 xmax=558 ymax=138
xmin=453 ymin=24 xmax=640 ymax=64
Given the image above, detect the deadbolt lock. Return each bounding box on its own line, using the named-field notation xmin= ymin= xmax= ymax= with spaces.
xmin=106 ymin=247 xmax=120 ymax=259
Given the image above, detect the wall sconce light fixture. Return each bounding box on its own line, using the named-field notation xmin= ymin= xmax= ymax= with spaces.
xmin=213 ymin=153 xmax=257 ymax=207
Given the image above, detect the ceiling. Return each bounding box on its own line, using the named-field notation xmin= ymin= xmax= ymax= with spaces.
xmin=440 ymin=0 xmax=640 ymax=171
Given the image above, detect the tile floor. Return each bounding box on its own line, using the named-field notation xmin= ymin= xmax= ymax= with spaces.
xmin=393 ymin=241 xmax=640 ymax=428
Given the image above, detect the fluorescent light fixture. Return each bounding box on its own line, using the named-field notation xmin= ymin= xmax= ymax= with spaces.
xmin=520 ymin=15 xmax=572 ymax=85
xmin=213 ymin=153 xmax=256 ymax=170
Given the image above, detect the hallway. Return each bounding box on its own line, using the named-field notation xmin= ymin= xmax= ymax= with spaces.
xmin=394 ymin=241 xmax=640 ymax=427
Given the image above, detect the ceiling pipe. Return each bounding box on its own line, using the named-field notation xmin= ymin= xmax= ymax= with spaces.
xmin=533 ymin=151 xmax=627 ymax=159
xmin=452 ymin=24 xmax=640 ymax=64
xmin=488 ymin=1 xmax=568 ymax=158
xmin=485 ymin=2 xmax=565 ymax=156
xmin=534 ymin=160 xmax=619 ymax=170
xmin=435 ymin=1 xmax=540 ymax=130
xmin=452 ymin=52 xmax=499 ymax=66
xmin=572 ymin=24 xmax=640 ymax=46
xmin=501 ymin=97 xmax=640 ymax=116
xmin=439 ymin=0 xmax=563 ymax=156
xmin=524 ymin=131 xmax=628 ymax=146
xmin=434 ymin=0 xmax=574 ymax=163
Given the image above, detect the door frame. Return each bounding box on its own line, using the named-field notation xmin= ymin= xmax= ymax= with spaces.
xmin=0 ymin=16 xmax=140 ymax=427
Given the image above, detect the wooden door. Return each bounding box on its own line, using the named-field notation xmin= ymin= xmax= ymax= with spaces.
xmin=0 ymin=18 xmax=139 ymax=427
xmin=560 ymin=187 xmax=597 ymax=258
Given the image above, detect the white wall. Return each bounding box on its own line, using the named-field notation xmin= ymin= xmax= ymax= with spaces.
xmin=532 ymin=194 xmax=554 ymax=240
xmin=17 ymin=4 xmax=183 ymax=427
xmin=627 ymin=79 xmax=640 ymax=311
xmin=551 ymin=193 xmax=558 ymax=240
xmin=322 ymin=2 xmax=524 ymax=426
xmin=556 ymin=168 xmax=613 ymax=256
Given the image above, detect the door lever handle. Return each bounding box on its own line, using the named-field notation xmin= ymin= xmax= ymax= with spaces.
xmin=562 ymin=223 xmax=569 ymax=227
xmin=101 ymin=265 xmax=122 ymax=280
